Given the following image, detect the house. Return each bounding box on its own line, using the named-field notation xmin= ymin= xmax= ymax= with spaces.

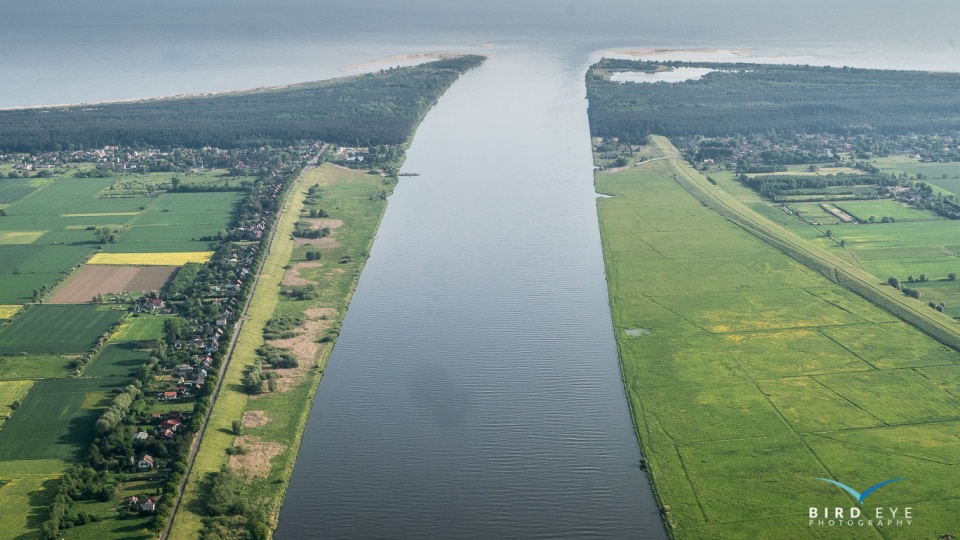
xmin=137 ymin=455 xmax=154 ymax=470
xmin=215 ymin=316 xmax=228 ymax=327
xmin=141 ymin=498 xmax=156 ymax=512
xmin=144 ymin=298 xmax=166 ymax=311
xmin=132 ymin=431 xmax=149 ymax=440
xmin=128 ymin=496 xmax=139 ymax=507
xmin=160 ymin=418 xmax=182 ymax=432
xmin=162 ymin=428 xmax=175 ymax=439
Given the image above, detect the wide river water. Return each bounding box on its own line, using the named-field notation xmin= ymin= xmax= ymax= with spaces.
xmin=274 ymin=48 xmax=666 ymax=538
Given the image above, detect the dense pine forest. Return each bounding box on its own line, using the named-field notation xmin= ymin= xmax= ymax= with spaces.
xmin=587 ymin=60 xmax=960 ymax=141
xmin=0 ymin=56 xmax=484 ymax=152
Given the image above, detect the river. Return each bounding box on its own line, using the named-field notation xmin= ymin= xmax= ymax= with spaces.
xmin=274 ymin=48 xmax=666 ymax=538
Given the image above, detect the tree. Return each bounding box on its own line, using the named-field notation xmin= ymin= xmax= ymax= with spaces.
xmin=95 ymin=226 xmax=118 ymax=244
xmin=163 ymin=317 xmax=186 ymax=343
xmin=231 ymin=420 xmax=244 ymax=436
xmin=887 ymin=277 xmax=900 ymax=289
xmin=825 ymin=229 xmax=832 ymax=238
xmin=919 ymin=273 xmax=929 ymax=282
xmin=950 ymin=273 xmax=957 ymax=281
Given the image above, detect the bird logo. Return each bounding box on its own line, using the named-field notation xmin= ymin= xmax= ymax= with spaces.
xmin=815 ymin=477 xmax=907 ymax=505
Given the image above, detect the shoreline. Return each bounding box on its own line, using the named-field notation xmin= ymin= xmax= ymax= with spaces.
xmin=0 ymin=52 xmax=484 ymax=112
xmin=167 ymin=163 xmax=398 ymax=539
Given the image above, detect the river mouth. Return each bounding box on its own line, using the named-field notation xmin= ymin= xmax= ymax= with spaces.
xmin=276 ymin=50 xmax=666 ymax=538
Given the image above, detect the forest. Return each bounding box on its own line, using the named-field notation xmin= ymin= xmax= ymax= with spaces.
xmin=586 ymin=60 xmax=960 ymax=141
xmin=742 ymin=172 xmax=898 ymax=198
xmin=0 ymin=56 xmax=484 ymax=152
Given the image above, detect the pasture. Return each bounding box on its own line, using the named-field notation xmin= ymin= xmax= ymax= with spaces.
xmin=873 ymin=156 xmax=960 ymax=195
xmin=0 ymin=305 xmax=125 ymax=355
xmin=102 ymin=191 xmax=242 ymax=253
xmin=0 ymin=177 xmax=39 ymax=205
xmin=708 ymin=169 xmax=960 ymax=321
xmin=0 ymin=244 xmax=94 ymax=275
xmin=0 ymin=474 xmax=60 ymax=540
xmin=0 ymin=380 xmax=33 ymax=428
xmin=99 ymin=169 xmax=249 ymax=197
xmin=597 ymin=137 xmax=960 ymax=538
xmin=0 ymin=378 xmax=126 ymax=461
xmin=48 ymin=265 xmax=178 ymax=303
xmin=109 ymin=315 xmax=168 ymax=343
xmin=833 ymin=199 xmax=938 ymax=222
xmin=0 ymin=355 xmax=76 ymax=381
xmin=83 ymin=343 xmax=149 ymax=378
xmin=0 ymin=230 xmax=47 ymax=245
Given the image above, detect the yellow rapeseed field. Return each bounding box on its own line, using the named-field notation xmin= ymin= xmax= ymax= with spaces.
xmin=87 ymin=251 xmax=213 ymax=266
xmin=0 ymin=305 xmax=23 ymax=319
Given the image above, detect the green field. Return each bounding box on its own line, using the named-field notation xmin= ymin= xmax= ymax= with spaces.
xmin=872 ymin=156 xmax=960 ymax=195
xmin=0 ymin=178 xmax=40 ymax=205
xmin=0 ymin=305 xmax=126 ymax=355
xmin=0 ymin=378 xmax=126 ymax=461
xmin=83 ymin=343 xmax=150 ymax=378
xmin=0 ymin=474 xmax=60 ymax=540
xmin=707 ymin=168 xmax=960 ymax=322
xmin=598 ymin=137 xmax=960 ymax=538
xmin=99 ymin=169 xmax=251 ymax=197
xmin=0 ymin=355 xmax=76 ymax=381
xmin=102 ymin=192 xmax=242 ymax=253
xmin=109 ymin=315 xmax=169 ymax=343
xmin=0 ymin=380 xmax=33 ymax=428
xmin=0 ymin=244 xmax=94 ymax=275
xmin=833 ymin=200 xmax=939 ymax=222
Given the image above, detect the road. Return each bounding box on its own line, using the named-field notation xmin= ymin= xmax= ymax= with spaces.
xmin=160 ymin=152 xmax=320 ymax=540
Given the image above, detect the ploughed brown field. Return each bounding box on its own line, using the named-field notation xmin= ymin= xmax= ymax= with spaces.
xmin=47 ymin=265 xmax=179 ymax=303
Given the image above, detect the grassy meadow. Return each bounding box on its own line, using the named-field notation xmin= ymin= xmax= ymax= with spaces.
xmin=169 ymin=163 xmax=393 ymax=538
xmin=598 ymin=138 xmax=960 ymax=539
xmin=707 ymin=163 xmax=960 ymax=323
xmin=0 ymin=378 xmax=127 ymax=461
xmin=0 ymin=305 xmax=125 ymax=355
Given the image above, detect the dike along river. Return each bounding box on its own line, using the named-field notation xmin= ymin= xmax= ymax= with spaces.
xmin=275 ymin=49 xmax=666 ymax=539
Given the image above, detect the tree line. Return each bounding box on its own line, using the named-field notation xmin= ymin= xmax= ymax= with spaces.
xmin=0 ymin=56 xmax=484 ymax=153
xmin=587 ymin=59 xmax=960 ymax=141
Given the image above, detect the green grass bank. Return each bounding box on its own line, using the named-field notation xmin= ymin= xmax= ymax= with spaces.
xmin=168 ymin=164 xmax=395 ymax=539
xmin=597 ymin=138 xmax=960 ymax=539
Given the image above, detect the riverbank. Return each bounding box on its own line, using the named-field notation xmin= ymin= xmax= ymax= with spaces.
xmin=596 ymin=137 xmax=960 ymax=538
xmin=168 ymin=164 xmax=395 ymax=538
